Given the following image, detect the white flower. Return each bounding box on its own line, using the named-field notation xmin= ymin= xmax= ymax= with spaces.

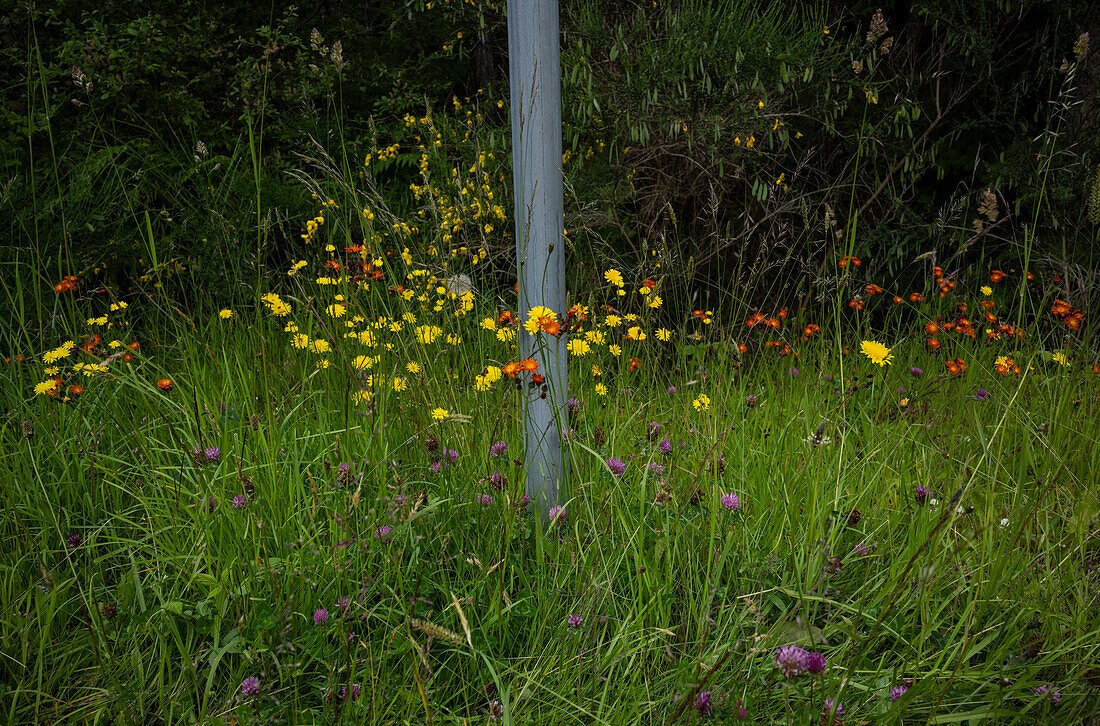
xmin=999 ymin=517 xmax=1010 ymax=528
xmin=928 ymin=498 xmax=940 ymax=507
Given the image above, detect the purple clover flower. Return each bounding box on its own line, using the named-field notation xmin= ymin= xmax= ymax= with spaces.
xmin=910 ymin=367 xmax=923 ymax=377
xmin=478 ymin=493 xmax=494 ymax=506
xmin=231 ymin=494 xmax=247 ymax=510
xmin=915 ymin=485 xmax=930 ymax=504
xmin=693 ymin=689 xmax=713 ymax=718
xmin=241 ymin=676 xmax=261 ymax=696
xmin=548 ymin=505 xmax=565 ymax=527
xmin=804 ymin=651 xmax=827 ymax=674
xmin=489 ymin=471 xmax=507 ymax=489
xmin=889 ymin=684 xmax=909 ymax=702
xmin=746 ymin=394 xmax=760 ymax=408
xmin=340 ymin=683 xmax=361 ymax=701
xmin=1034 ymin=685 xmax=1061 ymax=703
xmin=375 ymin=524 xmax=392 ymax=541
xmin=721 ymin=492 xmax=741 ymax=511
xmin=667 ymin=385 xmax=676 ymax=395
xmin=66 ymin=533 xmax=83 ymax=548
xmin=313 ymin=608 xmax=329 ymax=626
xmin=820 ymin=697 xmax=845 ymax=724
xmin=968 ymin=388 xmax=991 ymax=401
xmin=773 ymin=645 xmax=809 ymax=678
xmin=568 ymin=614 xmax=583 ymax=628
xmin=607 ymin=458 xmax=627 ymax=477
xmin=647 ymin=421 xmax=661 ymax=438
xmin=789 ymin=367 xmax=800 ymax=376
xmin=647 ymin=462 xmax=665 ymax=475
xmin=658 ymin=438 xmax=672 ymax=455
xmin=203 ymin=446 xmax=221 ymax=463
xmin=489 ymin=701 xmax=504 ymax=721
xmin=489 ymin=441 xmax=508 ymax=458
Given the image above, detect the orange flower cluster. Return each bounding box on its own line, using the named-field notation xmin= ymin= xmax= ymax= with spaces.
xmin=864 ymin=284 xmax=884 ymax=297
xmin=1051 ymin=299 xmax=1083 ymax=330
xmin=944 ymin=358 xmax=968 ymax=375
xmin=502 ymin=358 xmax=539 ymax=377
xmin=990 ymin=270 xmax=1007 ymax=283
xmin=54 ymin=275 xmax=78 ymax=293
xmin=933 ymin=267 xmax=956 ymax=298
xmin=995 ymin=357 xmax=1022 ymax=376
xmin=838 ymin=256 xmax=862 ymax=268
xmin=800 ymin=324 xmax=820 ymax=342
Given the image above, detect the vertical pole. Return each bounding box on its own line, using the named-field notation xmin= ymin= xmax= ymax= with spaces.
xmin=508 ymin=0 xmax=566 ymax=527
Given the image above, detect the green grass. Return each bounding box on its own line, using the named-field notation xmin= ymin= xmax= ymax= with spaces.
xmin=2 ymin=242 xmax=1099 ymax=725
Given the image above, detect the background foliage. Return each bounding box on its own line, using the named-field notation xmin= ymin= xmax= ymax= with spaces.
xmin=2 ymin=0 xmax=1099 ymax=327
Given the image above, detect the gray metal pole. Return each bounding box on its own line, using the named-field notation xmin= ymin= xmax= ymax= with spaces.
xmin=508 ymin=0 xmax=567 ymax=527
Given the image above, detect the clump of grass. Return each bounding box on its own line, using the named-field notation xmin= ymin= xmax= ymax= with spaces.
xmin=3 ymin=194 xmax=1099 ymax=724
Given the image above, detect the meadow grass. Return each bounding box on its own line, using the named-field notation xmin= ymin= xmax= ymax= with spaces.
xmin=2 ymin=231 xmax=1099 ymax=726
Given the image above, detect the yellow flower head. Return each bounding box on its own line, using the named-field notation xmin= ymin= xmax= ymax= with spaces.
xmin=261 ymin=293 xmax=291 ymax=317
xmin=693 ymin=394 xmax=711 ymax=411
xmin=603 ymin=269 xmax=624 ymax=288
xmin=431 ymin=407 xmax=449 ymax=421
xmin=595 ymin=383 xmax=608 ymax=396
xmin=860 ymin=339 xmax=893 ymax=366
xmin=406 ymin=362 xmax=421 ymax=374
xmin=980 ymin=285 xmax=993 ymax=296
xmin=567 ymin=338 xmax=592 ymax=356
xmin=219 ymin=309 xmax=234 ymax=319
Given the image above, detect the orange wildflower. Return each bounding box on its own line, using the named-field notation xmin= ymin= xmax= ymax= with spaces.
xmin=764 ymin=317 xmax=781 ymax=329
xmin=1051 ymin=299 xmax=1072 ymax=317
xmin=530 ymin=373 xmax=545 ymax=385
xmin=927 ymin=337 xmax=941 ymax=350
xmin=502 ymin=361 xmax=521 ymax=378
xmin=944 ymin=358 xmax=968 ymax=375
xmin=893 ymin=296 xmax=903 ymax=304
xmin=1065 ymin=314 xmax=1082 ymax=331
xmin=989 ymin=270 xmax=1006 ymax=283
xmin=68 ymin=384 xmax=84 ymax=396
xmin=54 ymin=275 xmax=78 ymax=293
xmin=909 ymin=292 xmax=923 ymax=303
xmin=864 ymin=284 xmax=883 ymax=296
xmin=924 ymin=321 xmax=940 ymax=335
xmin=157 ymin=378 xmax=173 ymax=390
xmin=518 ymin=358 xmax=539 ymax=373
xmin=848 ymin=299 xmax=864 ymax=310
xmin=980 ymin=299 xmax=995 ymax=310
xmin=628 ymin=357 xmax=642 ymax=371
xmin=777 ymin=308 xmax=788 ymax=319
xmin=641 ymin=279 xmax=657 ymax=289
xmin=744 ymin=312 xmax=765 ymax=327
xmin=839 ymin=256 xmax=862 ymax=268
